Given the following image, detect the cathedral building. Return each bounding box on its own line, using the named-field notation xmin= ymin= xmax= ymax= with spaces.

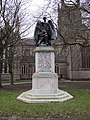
xmin=57 ymin=0 xmax=90 ymax=80
xmin=1 ymin=0 xmax=90 ymax=80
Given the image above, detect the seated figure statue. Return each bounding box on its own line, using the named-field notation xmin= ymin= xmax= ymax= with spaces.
xmin=34 ymin=17 xmax=56 ymax=46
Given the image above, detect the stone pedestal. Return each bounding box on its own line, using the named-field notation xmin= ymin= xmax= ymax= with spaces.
xmin=32 ymin=72 xmax=58 ymax=95
xmin=17 ymin=46 xmax=73 ymax=103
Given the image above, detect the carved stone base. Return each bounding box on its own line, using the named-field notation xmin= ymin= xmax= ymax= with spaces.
xmin=17 ymin=89 xmax=73 ymax=103
xmin=17 ymin=46 xmax=73 ymax=103
xmin=32 ymin=72 xmax=58 ymax=95
xmin=17 ymin=72 xmax=73 ymax=103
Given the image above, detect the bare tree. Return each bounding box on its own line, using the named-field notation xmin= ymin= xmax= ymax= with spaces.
xmin=0 ymin=0 xmax=21 ymax=87
xmin=39 ymin=0 xmax=90 ymax=47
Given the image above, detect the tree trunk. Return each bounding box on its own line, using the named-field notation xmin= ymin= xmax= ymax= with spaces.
xmin=0 ymin=73 xmax=3 ymax=88
xmin=0 ymin=55 xmax=3 ymax=88
xmin=10 ymin=72 xmax=14 ymax=85
xmin=8 ymin=47 xmax=14 ymax=85
xmin=9 ymin=63 xmax=14 ymax=85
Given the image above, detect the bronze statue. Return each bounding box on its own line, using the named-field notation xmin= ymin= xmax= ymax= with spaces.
xmin=34 ymin=17 xmax=56 ymax=46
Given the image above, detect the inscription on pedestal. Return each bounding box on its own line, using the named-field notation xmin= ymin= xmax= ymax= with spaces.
xmin=38 ymin=52 xmax=52 ymax=72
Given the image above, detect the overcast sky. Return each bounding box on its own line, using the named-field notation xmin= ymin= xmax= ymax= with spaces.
xmin=21 ymin=0 xmax=86 ymax=38
xmin=20 ymin=0 xmax=59 ymax=38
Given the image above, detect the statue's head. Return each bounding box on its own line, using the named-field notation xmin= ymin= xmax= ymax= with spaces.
xmin=43 ymin=17 xmax=46 ymax=22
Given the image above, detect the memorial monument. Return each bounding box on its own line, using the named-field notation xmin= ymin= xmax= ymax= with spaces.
xmin=17 ymin=17 xmax=73 ymax=103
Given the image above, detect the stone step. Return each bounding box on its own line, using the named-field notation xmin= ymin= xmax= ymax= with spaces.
xmin=17 ymin=89 xmax=73 ymax=103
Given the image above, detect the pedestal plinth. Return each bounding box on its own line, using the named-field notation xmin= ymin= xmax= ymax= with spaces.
xmin=17 ymin=46 xmax=73 ymax=103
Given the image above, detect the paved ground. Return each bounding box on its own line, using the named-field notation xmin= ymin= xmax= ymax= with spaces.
xmin=0 ymin=116 xmax=90 ymax=120
xmin=0 ymin=80 xmax=90 ymax=120
xmin=1 ymin=80 xmax=90 ymax=91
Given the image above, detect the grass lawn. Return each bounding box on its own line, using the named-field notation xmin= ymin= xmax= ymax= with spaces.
xmin=0 ymin=89 xmax=90 ymax=118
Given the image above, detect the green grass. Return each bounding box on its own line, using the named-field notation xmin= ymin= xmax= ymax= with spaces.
xmin=0 ymin=89 xmax=90 ymax=118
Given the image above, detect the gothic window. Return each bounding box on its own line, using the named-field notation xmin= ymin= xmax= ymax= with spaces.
xmin=24 ymin=65 xmax=25 ymax=74
xmin=21 ymin=65 xmax=28 ymax=74
xmin=81 ymin=47 xmax=90 ymax=68
xmin=21 ymin=66 xmax=23 ymax=74
xmin=26 ymin=67 xmax=28 ymax=74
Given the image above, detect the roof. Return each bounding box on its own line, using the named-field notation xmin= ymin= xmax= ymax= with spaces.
xmin=20 ymin=38 xmax=60 ymax=46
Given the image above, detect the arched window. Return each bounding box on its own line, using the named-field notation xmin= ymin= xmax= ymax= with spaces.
xmin=21 ymin=65 xmax=26 ymax=74
xmin=21 ymin=66 xmax=23 ymax=74
xmin=21 ymin=65 xmax=29 ymax=74
xmin=24 ymin=65 xmax=25 ymax=74
xmin=81 ymin=47 xmax=90 ymax=68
